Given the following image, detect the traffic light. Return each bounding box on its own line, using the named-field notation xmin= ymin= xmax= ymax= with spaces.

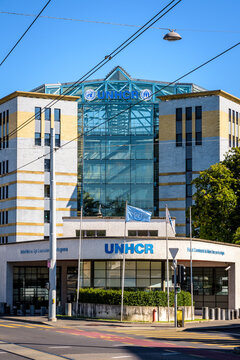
xmin=177 ymin=264 xmax=187 ymax=285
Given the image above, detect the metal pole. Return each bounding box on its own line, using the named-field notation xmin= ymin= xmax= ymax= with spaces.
xmin=76 ymin=205 xmax=83 ymax=316
xmin=48 ymin=128 xmax=56 ymax=322
xmin=174 ymin=259 xmax=177 ymax=328
xmin=190 ymin=207 xmax=194 ymax=321
xmin=165 ymin=205 xmax=170 ymax=322
xmin=121 ymin=201 xmax=127 ymax=322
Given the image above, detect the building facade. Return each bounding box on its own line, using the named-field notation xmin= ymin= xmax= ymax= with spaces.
xmin=158 ymin=90 xmax=240 ymax=235
xmin=0 ymin=217 xmax=239 ymax=311
xmin=0 ymin=91 xmax=78 ymax=243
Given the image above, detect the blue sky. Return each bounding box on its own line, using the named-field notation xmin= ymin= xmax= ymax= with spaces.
xmin=0 ymin=0 xmax=240 ymax=98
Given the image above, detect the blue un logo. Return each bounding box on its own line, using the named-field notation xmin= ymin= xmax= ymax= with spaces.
xmin=140 ymin=89 xmax=152 ymax=101
xmin=84 ymin=89 xmax=96 ymax=101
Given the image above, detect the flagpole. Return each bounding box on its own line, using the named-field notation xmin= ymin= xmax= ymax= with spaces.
xmin=165 ymin=205 xmax=170 ymax=322
xmin=121 ymin=201 xmax=127 ymax=322
xmin=190 ymin=206 xmax=194 ymax=321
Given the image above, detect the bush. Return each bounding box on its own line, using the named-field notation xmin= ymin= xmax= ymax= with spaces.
xmin=78 ymin=288 xmax=192 ymax=307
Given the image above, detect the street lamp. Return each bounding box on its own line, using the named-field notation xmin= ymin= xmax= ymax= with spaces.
xmin=163 ymin=29 xmax=182 ymax=41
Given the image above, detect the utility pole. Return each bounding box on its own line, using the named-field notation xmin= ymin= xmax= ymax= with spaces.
xmin=48 ymin=127 xmax=57 ymax=322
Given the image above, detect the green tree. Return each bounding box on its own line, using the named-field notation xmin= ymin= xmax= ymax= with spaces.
xmin=233 ymin=227 xmax=240 ymax=244
xmin=192 ymin=163 xmax=237 ymax=242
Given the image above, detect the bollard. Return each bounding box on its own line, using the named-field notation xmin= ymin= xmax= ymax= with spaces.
xmin=225 ymin=309 xmax=231 ymax=320
xmin=40 ymin=306 xmax=46 ymax=316
xmin=152 ymin=309 xmax=157 ymax=322
xmin=20 ymin=304 xmax=26 ymax=316
xmin=220 ymin=308 xmax=225 ymax=320
xmin=234 ymin=310 xmax=238 ymax=319
xmin=202 ymin=307 xmax=209 ymax=320
xmin=65 ymin=303 xmax=72 ymax=316
xmin=230 ymin=309 xmax=234 ymax=320
xmin=30 ymin=305 xmax=35 ymax=316
xmin=215 ymin=307 xmax=221 ymax=320
xmin=209 ymin=308 xmax=215 ymax=320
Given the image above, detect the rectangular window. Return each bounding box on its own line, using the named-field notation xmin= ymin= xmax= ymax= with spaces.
xmin=6 ymin=110 xmax=9 ymax=148
xmin=2 ymin=186 xmax=5 ymax=199
xmin=44 ymin=159 xmax=50 ymax=172
xmin=233 ymin=110 xmax=235 ymax=123
xmin=186 ymin=133 xmax=192 ymax=146
xmin=186 ymin=107 xmax=192 ymax=147
xmin=44 ymin=210 xmax=50 ymax=223
xmin=186 ymin=107 xmax=192 ymax=121
xmin=2 ymin=161 xmax=5 ymax=174
xmin=35 ymin=107 xmax=41 ymax=120
xmin=195 ymin=106 xmax=202 ymax=145
xmin=35 ymin=132 xmax=41 ymax=146
xmin=176 ymin=108 xmax=182 ymax=147
xmin=186 ymin=158 xmax=192 ymax=171
xmin=2 ymin=211 xmax=4 ymax=225
xmin=55 ymin=134 xmax=60 ymax=147
xmin=0 ymin=187 xmax=1 ymax=200
xmin=5 ymin=211 xmax=8 ymax=224
xmin=44 ymin=133 xmax=50 ymax=146
xmin=0 ymin=113 xmax=2 ymax=150
xmin=6 ymin=185 xmax=8 ymax=199
xmin=54 ymin=109 xmax=61 ymax=122
xmin=44 ymin=184 xmax=50 ymax=198
xmin=6 ymin=160 xmax=8 ymax=173
xmin=229 ymin=134 xmax=232 ymax=148
xmin=45 ymin=108 xmax=51 ymax=121
xmin=186 ymin=184 xmax=192 ymax=197
xmin=0 ymin=162 xmax=1 ymax=175
xmin=3 ymin=112 xmax=5 ymax=149
xmin=5 ymin=236 xmax=8 ymax=244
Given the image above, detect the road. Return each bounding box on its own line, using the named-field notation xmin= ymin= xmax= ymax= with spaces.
xmin=0 ymin=318 xmax=240 ymax=359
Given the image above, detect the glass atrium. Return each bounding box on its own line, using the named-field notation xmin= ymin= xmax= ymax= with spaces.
xmin=34 ymin=66 xmax=202 ymax=216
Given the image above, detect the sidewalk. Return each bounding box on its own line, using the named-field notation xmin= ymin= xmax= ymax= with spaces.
xmin=1 ymin=315 xmax=240 ymax=331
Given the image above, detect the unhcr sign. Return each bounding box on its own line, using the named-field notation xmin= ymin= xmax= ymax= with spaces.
xmin=84 ymin=89 xmax=152 ymax=101
xmin=105 ymin=243 xmax=154 ymax=255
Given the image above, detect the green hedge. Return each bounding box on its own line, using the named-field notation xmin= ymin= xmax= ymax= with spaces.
xmin=78 ymin=288 xmax=192 ymax=307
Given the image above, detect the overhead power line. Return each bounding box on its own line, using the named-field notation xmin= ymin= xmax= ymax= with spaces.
xmin=2 ymin=39 xmax=240 ymax=179
xmin=0 ymin=0 xmax=52 ymax=67
xmin=7 ymin=0 xmax=182 ymax=140
xmin=1 ymin=10 xmax=240 ymax=34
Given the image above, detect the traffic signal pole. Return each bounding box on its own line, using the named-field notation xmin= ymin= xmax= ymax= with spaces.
xmin=174 ymin=259 xmax=177 ymax=328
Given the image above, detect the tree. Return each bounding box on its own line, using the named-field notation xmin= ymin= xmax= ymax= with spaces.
xmin=233 ymin=227 xmax=240 ymax=245
xmin=192 ymin=163 xmax=237 ymax=242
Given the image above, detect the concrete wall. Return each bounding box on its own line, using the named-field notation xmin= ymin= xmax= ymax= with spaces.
xmin=78 ymin=303 xmax=193 ymax=322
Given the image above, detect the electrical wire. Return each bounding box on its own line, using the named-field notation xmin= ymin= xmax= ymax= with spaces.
xmin=6 ymin=0 xmax=182 ymax=140
xmin=2 ymin=10 xmax=240 ymax=34
xmin=0 ymin=0 xmax=52 ymax=67
xmin=1 ymin=39 xmax=239 ymax=179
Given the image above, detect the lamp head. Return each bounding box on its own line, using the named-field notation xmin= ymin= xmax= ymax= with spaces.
xmin=163 ymin=29 xmax=182 ymax=41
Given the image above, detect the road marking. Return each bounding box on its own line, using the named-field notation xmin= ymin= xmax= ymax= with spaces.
xmin=49 ymin=346 xmax=72 ymax=349
xmin=112 ymin=356 xmax=132 ymax=359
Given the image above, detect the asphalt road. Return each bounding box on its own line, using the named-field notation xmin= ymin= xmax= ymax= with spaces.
xmin=0 ymin=319 xmax=240 ymax=360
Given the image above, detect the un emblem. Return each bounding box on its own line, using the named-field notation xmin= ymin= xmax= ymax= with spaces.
xmin=84 ymin=89 xmax=96 ymax=101
xmin=140 ymin=89 xmax=152 ymax=101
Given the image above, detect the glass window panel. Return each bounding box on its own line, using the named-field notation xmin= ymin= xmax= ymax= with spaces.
xmin=151 ymin=262 xmax=162 ymax=270
xmin=107 ymin=278 xmax=120 ymax=287
xmin=94 ymin=279 xmax=106 ymax=287
xmin=150 ymin=278 xmax=162 ymax=288
xmin=106 ymin=161 xmax=130 ymax=183
xmin=125 ymin=278 xmax=136 ymax=287
xmin=94 ymin=261 xmax=106 ymax=270
xmin=137 ymin=261 xmax=150 ymax=270
xmin=131 ymin=161 xmax=153 ymax=184
xmin=149 ymin=230 xmax=158 ymax=236
xmin=125 ymin=261 xmax=136 ymax=269
xmin=137 ymin=278 xmax=150 ymax=287
xmin=125 ymin=269 xmax=136 ymax=278
xmin=128 ymin=230 xmax=137 ymax=236
xmin=138 ymin=230 xmax=148 ymax=236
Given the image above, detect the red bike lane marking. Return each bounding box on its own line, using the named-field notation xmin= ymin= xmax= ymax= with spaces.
xmin=54 ymin=328 xmax=240 ymax=360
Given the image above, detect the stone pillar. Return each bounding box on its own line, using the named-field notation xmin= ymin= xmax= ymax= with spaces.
xmin=202 ymin=307 xmax=209 ymax=320
xmin=215 ymin=307 xmax=221 ymax=320
xmin=65 ymin=303 xmax=72 ymax=316
xmin=209 ymin=308 xmax=215 ymax=320
xmin=220 ymin=308 xmax=225 ymax=320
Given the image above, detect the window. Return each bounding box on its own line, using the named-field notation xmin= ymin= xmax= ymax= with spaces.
xmin=44 ymin=210 xmax=50 ymax=223
xmin=45 ymin=108 xmax=51 ymax=121
xmin=0 ymin=113 xmax=2 ymax=150
xmin=2 ymin=211 xmax=4 ymax=224
xmin=35 ymin=132 xmax=41 ymax=146
xmin=35 ymin=107 xmax=41 ymax=120
xmin=55 ymin=134 xmax=60 ymax=147
xmin=44 ymin=185 xmax=50 ymax=198
xmin=5 ymin=211 xmax=8 ymax=224
xmin=186 ymin=158 xmax=192 ymax=171
xmin=176 ymin=108 xmax=182 ymax=147
xmin=6 ymin=185 xmax=8 ymax=199
xmin=2 ymin=187 xmax=5 ymax=199
xmin=44 ymin=133 xmax=50 ymax=146
xmin=186 ymin=133 xmax=192 ymax=146
xmin=76 ymin=230 xmax=106 ymax=237
xmin=0 ymin=162 xmax=1 ymax=175
xmin=186 ymin=184 xmax=192 ymax=197
xmin=2 ymin=112 xmax=5 ymax=149
xmin=6 ymin=160 xmax=8 ymax=173
xmin=128 ymin=230 xmax=158 ymax=237
xmin=54 ymin=109 xmax=61 ymax=122
xmin=186 ymin=107 xmax=192 ymax=147
xmin=195 ymin=106 xmax=202 ymax=145
xmin=2 ymin=162 xmax=5 ymax=174
xmin=44 ymin=159 xmax=50 ymax=172
xmin=6 ymin=110 xmax=9 ymax=148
